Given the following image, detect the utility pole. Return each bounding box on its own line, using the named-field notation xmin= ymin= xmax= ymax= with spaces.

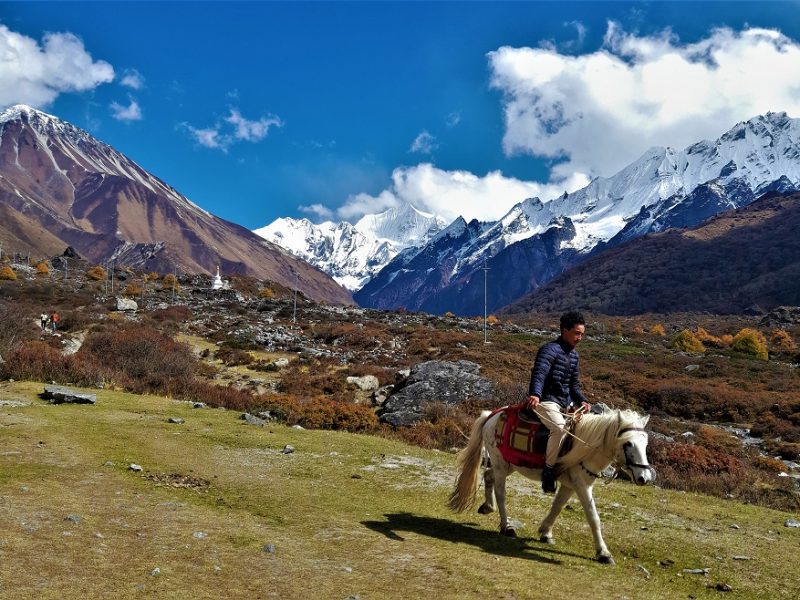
xmin=64 ymin=256 xmax=68 ymax=282
xmin=171 ymin=266 xmax=177 ymax=303
xmin=292 ymin=269 xmax=298 ymax=324
xmin=482 ymin=260 xmax=490 ymax=344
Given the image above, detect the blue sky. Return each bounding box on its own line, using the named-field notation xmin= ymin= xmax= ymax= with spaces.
xmin=2 ymin=1 xmax=800 ymax=228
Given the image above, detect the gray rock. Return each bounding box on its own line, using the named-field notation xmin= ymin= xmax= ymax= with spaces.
xmin=785 ymin=519 xmax=800 ymax=528
xmin=115 ymin=297 xmax=138 ymax=312
xmin=65 ymin=515 xmax=81 ymax=523
xmin=41 ymin=385 xmax=96 ymax=405
xmin=150 ymin=568 xmax=160 ymax=577
xmin=263 ymin=544 xmax=276 ymax=553
xmin=193 ymin=531 xmax=207 ymax=539
xmin=379 ymin=360 xmax=495 ymax=426
xmin=682 ymin=568 xmax=710 ymax=575
xmin=281 ymin=445 xmax=295 ymax=454
xmin=167 ymin=417 xmax=185 ymax=424
xmin=273 ymin=358 xmax=289 ymax=368
xmin=241 ymin=413 xmax=266 ymax=426
xmin=372 ymin=385 xmax=394 ymax=407
xmin=192 ymin=402 xmax=206 ymax=409
xmin=346 ymin=375 xmax=380 ymax=391
xmin=256 ymin=411 xmax=274 ymax=421
xmin=129 ymin=464 xmax=143 ymax=472
xmin=685 ymin=364 xmax=700 ymax=372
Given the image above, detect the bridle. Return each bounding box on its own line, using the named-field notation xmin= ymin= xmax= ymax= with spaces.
xmin=530 ymin=405 xmax=656 ymax=481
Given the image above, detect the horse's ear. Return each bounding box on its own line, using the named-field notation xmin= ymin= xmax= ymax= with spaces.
xmin=643 ymin=415 xmax=650 ymax=427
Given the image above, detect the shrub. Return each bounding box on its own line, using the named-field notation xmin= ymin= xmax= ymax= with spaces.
xmin=145 ymin=271 xmax=160 ymax=282
xmin=720 ymin=334 xmax=734 ymax=346
xmin=732 ymin=328 xmax=769 ymax=360
xmin=444 ymin=311 xmax=455 ymax=318
xmin=215 ymin=346 xmax=253 ymax=366
xmin=122 ymin=283 xmax=142 ymax=298
xmin=86 ymin=266 xmax=107 ymax=281
xmin=35 ymin=262 xmax=49 ymax=275
xmin=694 ymin=327 xmax=723 ymax=348
xmin=260 ymin=394 xmax=378 ymax=432
xmin=672 ymin=330 xmax=705 ymax=353
xmin=0 ymin=266 xmax=17 ymax=281
xmin=0 ymin=302 xmax=38 ymax=357
xmin=650 ymin=324 xmax=666 ymax=336
xmin=78 ymin=325 xmax=196 ymax=393
xmin=150 ymin=305 xmax=193 ymax=322
xmin=770 ymin=329 xmax=796 ymax=354
xmin=0 ymin=341 xmax=103 ymax=385
xmin=161 ymin=273 xmax=180 ymax=290
xmin=259 ymin=287 xmax=275 ymax=299
xmin=486 ymin=315 xmax=500 ymax=325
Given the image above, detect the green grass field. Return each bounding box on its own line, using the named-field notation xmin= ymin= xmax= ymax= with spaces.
xmin=0 ymin=380 xmax=798 ymax=599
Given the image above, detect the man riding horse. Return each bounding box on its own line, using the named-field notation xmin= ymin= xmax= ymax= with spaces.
xmin=526 ymin=311 xmax=592 ymax=493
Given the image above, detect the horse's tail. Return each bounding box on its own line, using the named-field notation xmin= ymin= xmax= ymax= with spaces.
xmin=448 ymin=410 xmax=492 ymax=513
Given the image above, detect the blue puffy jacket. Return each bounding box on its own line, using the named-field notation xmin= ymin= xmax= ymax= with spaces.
xmin=528 ymin=338 xmax=588 ymax=409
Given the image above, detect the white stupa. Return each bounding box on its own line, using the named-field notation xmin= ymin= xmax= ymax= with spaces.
xmin=212 ymin=265 xmax=225 ymax=290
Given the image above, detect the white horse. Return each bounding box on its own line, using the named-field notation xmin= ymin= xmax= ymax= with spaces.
xmin=448 ymin=407 xmax=655 ymax=564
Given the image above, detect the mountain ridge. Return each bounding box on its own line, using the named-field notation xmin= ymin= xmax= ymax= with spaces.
xmin=0 ymin=104 xmax=352 ymax=304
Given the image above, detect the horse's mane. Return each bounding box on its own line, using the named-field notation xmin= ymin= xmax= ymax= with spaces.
xmin=558 ymin=409 xmax=648 ymax=470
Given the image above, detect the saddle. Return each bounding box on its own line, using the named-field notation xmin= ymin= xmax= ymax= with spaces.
xmin=492 ymin=403 xmax=577 ymax=469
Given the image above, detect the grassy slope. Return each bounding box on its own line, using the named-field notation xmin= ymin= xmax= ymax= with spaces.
xmin=0 ymin=381 xmax=798 ymax=600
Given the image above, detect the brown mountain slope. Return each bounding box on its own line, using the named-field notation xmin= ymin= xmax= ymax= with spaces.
xmin=0 ymin=105 xmax=352 ymax=305
xmin=503 ymin=192 xmax=800 ymax=316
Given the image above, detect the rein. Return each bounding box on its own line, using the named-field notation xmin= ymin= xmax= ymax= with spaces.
xmin=532 ymin=407 xmax=654 ymax=477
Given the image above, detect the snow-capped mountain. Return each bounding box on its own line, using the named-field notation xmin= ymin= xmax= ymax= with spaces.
xmin=0 ymin=104 xmax=352 ymax=305
xmin=356 ymin=112 xmax=800 ymax=315
xmin=254 ymin=203 xmax=446 ymax=290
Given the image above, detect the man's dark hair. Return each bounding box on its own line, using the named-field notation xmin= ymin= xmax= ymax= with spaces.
xmin=560 ymin=311 xmax=585 ymax=332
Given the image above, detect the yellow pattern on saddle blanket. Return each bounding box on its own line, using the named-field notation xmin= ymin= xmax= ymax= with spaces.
xmin=493 ymin=406 xmax=547 ymax=468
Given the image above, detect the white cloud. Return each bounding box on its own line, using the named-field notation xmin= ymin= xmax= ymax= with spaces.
xmin=182 ymin=124 xmax=228 ymax=151
xmin=119 ymin=68 xmax=144 ymax=90
xmin=446 ymin=111 xmax=461 ymax=127
xmin=110 ymin=98 xmax=142 ymax=121
xmin=410 ymin=130 xmax=438 ymax=154
xmin=225 ymin=108 xmax=282 ymax=142
xmin=489 ymin=23 xmax=800 ymax=180
xmin=337 ymin=163 xmax=589 ymax=223
xmin=299 ymin=203 xmax=334 ymax=220
xmin=182 ymin=107 xmax=283 ymax=151
xmin=0 ymin=25 xmax=114 ymax=109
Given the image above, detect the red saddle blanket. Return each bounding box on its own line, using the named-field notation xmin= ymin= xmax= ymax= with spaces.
xmin=492 ymin=404 xmax=548 ymax=469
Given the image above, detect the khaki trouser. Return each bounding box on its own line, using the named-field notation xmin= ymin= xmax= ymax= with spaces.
xmin=536 ymin=401 xmax=566 ymax=467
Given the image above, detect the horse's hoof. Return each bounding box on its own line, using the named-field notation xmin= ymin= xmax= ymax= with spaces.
xmin=597 ymin=554 xmax=615 ymax=565
xmin=539 ymin=535 xmax=555 ymax=545
xmin=477 ymin=503 xmax=494 ymax=515
xmin=500 ymin=527 xmax=517 ymax=538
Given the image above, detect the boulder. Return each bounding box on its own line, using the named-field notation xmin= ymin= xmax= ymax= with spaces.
xmin=41 ymin=385 xmax=96 ymax=404
xmin=346 ymin=375 xmax=380 ymax=391
xmin=115 ymin=297 xmax=138 ymax=312
xmin=379 ymin=360 xmax=494 ymax=427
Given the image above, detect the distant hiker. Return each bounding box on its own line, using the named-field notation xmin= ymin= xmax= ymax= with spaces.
xmin=51 ymin=311 xmax=60 ymax=332
xmin=526 ymin=311 xmax=592 ymax=494
xmin=40 ymin=313 xmax=49 ymax=330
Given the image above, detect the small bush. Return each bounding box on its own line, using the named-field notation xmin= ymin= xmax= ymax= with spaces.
xmin=0 ymin=266 xmax=17 ymax=281
xmin=770 ymin=329 xmax=796 ymax=354
xmin=672 ymin=330 xmax=705 ymax=353
xmin=260 ymin=395 xmax=378 ymax=432
xmin=150 ymin=305 xmax=193 ymax=322
xmin=258 ymin=287 xmax=275 ymax=299
xmin=161 ymin=274 xmax=180 ymax=291
xmin=486 ymin=315 xmax=500 ymax=325
xmin=732 ymin=328 xmax=769 ymax=360
xmin=86 ymin=266 xmax=107 ymax=281
xmin=35 ymin=262 xmax=49 ymax=275
xmin=122 ymin=283 xmax=142 ymax=298
xmin=650 ymin=323 xmax=666 ymax=336
xmin=694 ymin=327 xmax=724 ymax=348
xmin=215 ymin=346 xmax=253 ymax=367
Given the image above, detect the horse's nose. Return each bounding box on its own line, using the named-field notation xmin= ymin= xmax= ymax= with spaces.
xmin=636 ymin=474 xmax=646 ymax=485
